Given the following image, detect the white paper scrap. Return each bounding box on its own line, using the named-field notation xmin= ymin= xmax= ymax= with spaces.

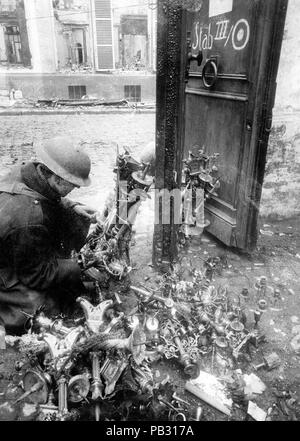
xmin=185 ymin=370 xmax=232 ymax=416
xmin=209 ymin=0 xmax=233 ymax=17
xmin=247 ymin=401 xmax=267 ymax=421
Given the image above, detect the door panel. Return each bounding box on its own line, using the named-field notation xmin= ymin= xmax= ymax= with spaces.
xmin=185 ymin=93 xmax=246 ymax=205
xmin=182 ymin=0 xmax=288 ymax=250
xmin=153 ymin=0 xmax=287 ymax=266
xmin=189 ymin=0 xmax=253 ymax=76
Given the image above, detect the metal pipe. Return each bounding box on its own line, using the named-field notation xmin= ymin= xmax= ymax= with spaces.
xmin=57 ymin=376 xmax=68 ymax=417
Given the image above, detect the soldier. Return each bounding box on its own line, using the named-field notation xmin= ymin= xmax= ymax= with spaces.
xmin=0 ymin=136 xmax=97 ymax=337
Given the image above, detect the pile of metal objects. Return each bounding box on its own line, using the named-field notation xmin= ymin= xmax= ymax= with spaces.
xmin=130 ymin=258 xmax=265 ymax=371
xmin=180 ymin=148 xmax=221 ymax=241
xmin=79 ymin=147 xmax=153 ymax=282
xmin=13 ymin=255 xmax=268 ymax=421
xmin=14 ymin=286 xmax=203 ymax=421
xmin=15 ymin=295 xmax=155 ymax=421
xmin=9 ymin=148 xmax=270 ymax=421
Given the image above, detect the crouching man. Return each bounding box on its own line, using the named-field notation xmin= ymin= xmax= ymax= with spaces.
xmin=0 ymin=136 xmax=97 ymax=338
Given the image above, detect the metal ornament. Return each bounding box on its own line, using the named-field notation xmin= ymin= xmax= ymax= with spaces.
xmin=90 ymin=352 xmax=103 ymax=400
xmin=77 ymin=297 xmax=113 ymax=333
xmin=18 ymin=369 xmax=49 ymax=405
xmin=68 ymin=375 xmax=90 ymax=403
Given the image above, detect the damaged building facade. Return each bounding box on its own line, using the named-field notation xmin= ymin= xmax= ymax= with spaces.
xmin=111 ymin=0 xmax=157 ymax=72
xmin=0 ymin=0 xmax=95 ymax=72
xmin=0 ymin=0 xmax=31 ymax=68
xmin=54 ymin=0 xmax=94 ymax=72
xmin=0 ymin=0 xmax=156 ymax=101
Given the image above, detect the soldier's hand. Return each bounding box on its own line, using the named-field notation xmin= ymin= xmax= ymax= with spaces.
xmin=73 ymin=204 xmax=98 ymax=223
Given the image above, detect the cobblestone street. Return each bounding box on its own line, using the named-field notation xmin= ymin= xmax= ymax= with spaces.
xmin=0 ymin=112 xmax=155 ymax=208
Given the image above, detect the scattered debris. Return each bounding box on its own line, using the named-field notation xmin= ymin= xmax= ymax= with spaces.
xmin=0 ymin=402 xmax=17 ymax=421
xmin=273 ymin=328 xmax=286 ymax=336
xmin=292 ymin=325 xmax=300 ymax=334
xmin=247 ymin=401 xmax=267 ymax=421
xmin=260 ymin=230 xmax=274 ymax=236
xmin=20 ymin=403 xmax=38 ymax=420
xmin=0 ymin=141 xmax=297 ymax=421
xmin=36 ymin=98 xmax=130 ymax=108
xmin=185 ymin=370 xmax=232 ymax=416
xmin=243 ymin=373 xmax=266 ymax=399
xmin=201 ymin=238 xmax=211 ymax=243
xmin=1 ymin=247 xmax=273 ymax=421
xmin=290 ymin=334 xmax=300 ymax=353
xmin=0 ymin=324 xmax=6 ymax=350
xmin=254 ymin=352 xmax=281 ymax=371
xmin=193 ymin=406 xmax=203 ymax=421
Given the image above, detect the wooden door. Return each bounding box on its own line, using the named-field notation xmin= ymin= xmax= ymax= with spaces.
xmin=154 ymin=0 xmax=288 ymax=265
xmin=182 ymin=0 xmax=288 ymax=250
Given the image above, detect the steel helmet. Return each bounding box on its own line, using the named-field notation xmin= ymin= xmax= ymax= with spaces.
xmin=36 ymin=136 xmax=91 ymax=187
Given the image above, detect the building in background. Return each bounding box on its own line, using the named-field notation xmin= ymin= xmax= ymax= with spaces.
xmin=0 ymin=0 xmax=156 ymax=101
xmin=0 ymin=0 xmax=95 ymax=72
xmin=111 ymin=0 xmax=157 ymax=72
xmin=90 ymin=0 xmax=157 ymax=72
xmin=0 ymin=0 xmax=157 ymax=74
xmin=0 ymin=0 xmax=32 ymax=68
xmin=53 ymin=0 xmax=94 ymax=72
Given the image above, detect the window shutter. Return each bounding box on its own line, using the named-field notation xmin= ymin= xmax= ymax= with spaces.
xmin=94 ymin=0 xmax=114 ymax=69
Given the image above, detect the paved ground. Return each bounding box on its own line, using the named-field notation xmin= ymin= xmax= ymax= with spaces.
xmin=0 ymin=112 xmax=155 ymax=209
xmin=0 ymin=113 xmax=300 ymax=421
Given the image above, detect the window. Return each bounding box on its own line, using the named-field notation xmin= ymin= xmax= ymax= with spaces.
xmin=74 ymin=43 xmax=83 ymax=64
xmin=4 ymin=25 xmax=22 ymax=64
xmin=124 ymin=85 xmax=141 ymax=102
xmin=68 ymin=85 xmax=87 ymax=99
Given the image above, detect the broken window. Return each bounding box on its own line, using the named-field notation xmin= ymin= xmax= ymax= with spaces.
xmin=0 ymin=24 xmax=23 ymax=64
xmin=4 ymin=25 xmax=21 ymax=63
xmin=0 ymin=0 xmax=31 ymax=67
xmin=71 ymin=29 xmax=86 ymax=65
xmin=75 ymin=42 xmax=83 ymax=64
xmin=120 ymin=15 xmax=148 ymax=71
xmin=53 ymin=0 xmax=88 ymax=10
xmin=60 ymin=27 xmax=87 ymax=67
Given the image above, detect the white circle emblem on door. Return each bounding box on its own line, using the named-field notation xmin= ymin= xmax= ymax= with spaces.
xmin=232 ymin=19 xmax=250 ymax=51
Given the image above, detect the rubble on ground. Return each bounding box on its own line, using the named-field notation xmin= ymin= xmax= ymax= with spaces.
xmin=1 ymin=255 xmax=297 ymax=421
xmin=0 ymin=148 xmax=299 ymax=421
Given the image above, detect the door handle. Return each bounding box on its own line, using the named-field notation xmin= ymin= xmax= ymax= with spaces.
xmin=185 ymin=50 xmax=203 ymax=83
xmin=202 ymin=58 xmax=218 ymax=89
xmin=187 ymin=50 xmax=203 ymax=66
